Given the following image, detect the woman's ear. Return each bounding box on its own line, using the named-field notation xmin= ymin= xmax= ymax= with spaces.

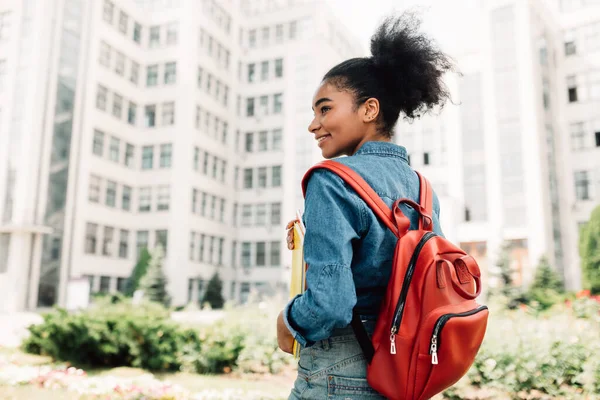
xmin=361 ymin=97 xmax=380 ymax=123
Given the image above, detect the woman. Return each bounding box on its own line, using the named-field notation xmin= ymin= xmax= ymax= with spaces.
xmin=277 ymin=12 xmax=454 ymax=399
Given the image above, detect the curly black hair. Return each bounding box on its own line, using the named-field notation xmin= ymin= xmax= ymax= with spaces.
xmin=323 ymin=12 xmax=455 ymax=137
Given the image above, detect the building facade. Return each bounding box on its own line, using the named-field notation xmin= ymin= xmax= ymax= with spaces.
xmin=0 ymin=0 xmax=360 ymax=312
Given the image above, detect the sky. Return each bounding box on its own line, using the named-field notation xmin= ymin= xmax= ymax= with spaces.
xmin=326 ymin=0 xmax=483 ymax=57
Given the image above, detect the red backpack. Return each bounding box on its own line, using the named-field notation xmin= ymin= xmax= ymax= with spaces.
xmin=302 ymin=160 xmax=489 ymax=400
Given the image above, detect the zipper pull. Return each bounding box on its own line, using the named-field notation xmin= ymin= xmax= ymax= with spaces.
xmin=390 ymin=333 xmax=396 ymax=355
xmin=430 ymin=334 xmax=438 ymax=365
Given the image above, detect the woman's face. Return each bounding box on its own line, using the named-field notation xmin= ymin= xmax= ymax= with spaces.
xmin=308 ymin=81 xmax=376 ymax=159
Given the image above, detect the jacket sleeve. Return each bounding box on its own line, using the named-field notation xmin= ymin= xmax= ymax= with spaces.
xmin=282 ymin=169 xmax=365 ymax=347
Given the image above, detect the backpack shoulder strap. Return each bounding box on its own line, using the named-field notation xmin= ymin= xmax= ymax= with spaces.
xmin=302 ymin=160 xmax=399 ymax=238
xmin=415 ymin=171 xmax=433 ymax=215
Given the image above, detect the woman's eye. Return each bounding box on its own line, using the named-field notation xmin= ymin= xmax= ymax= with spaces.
xmin=321 ymin=106 xmax=330 ymax=114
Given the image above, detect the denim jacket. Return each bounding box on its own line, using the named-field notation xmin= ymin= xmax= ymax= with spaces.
xmin=283 ymin=141 xmax=444 ymax=347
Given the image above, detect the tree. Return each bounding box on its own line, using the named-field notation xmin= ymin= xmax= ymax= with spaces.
xmin=579 ymin=204 xmax=600 ymax=294
xmin=138 ymin=245 xmax=171 ymax=306
xmin=202 ymin=272 xmax=224 ymax=309
xmin=527 ymin=256 xmax=564 ymax=310
xmin=125 ymin=248 xmax=151 ymax=296
xmin=492 ymin=241 xmax=527 ymax=309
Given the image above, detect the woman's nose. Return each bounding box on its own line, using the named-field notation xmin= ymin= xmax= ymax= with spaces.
xmin=308 ymin=117 xmax=319 ymax=134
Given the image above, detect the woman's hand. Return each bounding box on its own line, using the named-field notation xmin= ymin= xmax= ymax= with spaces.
xmin=286 ymin=220 xmax=296 ymax=250
xmin=277 ymin=310 xmax=294 ymax=354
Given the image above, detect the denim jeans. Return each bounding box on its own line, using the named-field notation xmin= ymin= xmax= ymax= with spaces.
xmin=288 ymin=322 xmax=386 ymax=400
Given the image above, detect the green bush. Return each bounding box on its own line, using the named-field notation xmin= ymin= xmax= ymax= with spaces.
xmin=22 ymin=298 xmax=200 ymax=371
xmin=445 ymin=301 xmax=600 ymax=399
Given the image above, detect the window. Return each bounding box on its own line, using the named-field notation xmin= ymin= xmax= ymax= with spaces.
xmin=166 ymin=22 xmax=178 ymax=45
xmin=112 ymin=93 xmax=123 ymax=119
xmin=272 ymin=128 xmax=282 ymax=150
xmin=142 ymin=146 xmax=154 ymax=169
xmin=256 ymin=242 xmax=266 ymax=266
xmin=136 ymin=231 xmax=149 ymax=259
xmin=103 ymin=226 xmax=114 ymax=256
xmin=212 ymin=157 xmax=218 ymax=178
xmin=231 ymin=241 xmax=237 ymax=267
xmin=147 ymin=65 xmax=158 ymax=86
xmin=220 ymin=198 xmax=226 ymax=222
xmin=118 ymin=11 xmax=128 ymax=34
xmin=130 ymin=61 xmax=139 ymax=85
xmin=85 ymin=223 xmax=98 ymax=254
xmin=190 ymin=232 xmax=197 ymax=260
xmin=242 ymin=204 xmax=252 ymax=226
xmin=247 ymin=63 xmax=255 ymax=83
xmin=273 ymin=93 xmax=283 ymax=114
xmin=259 ymin=95 xmax=269 ymax=115
xmin=99 ymin=276 xmax=111 ymax=292
xmin=50 ymin=238 xmax=61 ymax=260
xmin=222 ymin=122 xmax=228 ymax=144
xmin=122 ymin=185 xmax=132 ymax=211
xmin=193 ymin=147 xmax=200 ymax=171
xmin=256 ymin=204 xmax=266 ymax=226
xmin=223 ymin=86 xmax=229 ymax=107
xmin=218 ymin=238 xmax=225 ymax=265
xmin=248 ymin=29 xmax=256 ymax=48
xmin=244 ymin=168 xmax=253 ymax=189
xmin=103 ymin=0 xmax=114 ymax=23
xmin=160 ymin=144 xmax=172 ymax=167
xmin=157 ymin=185 xmax=170 ymax=210
xmin=242 ymin=242 xmax=252 ymax=267
xmin=208 ymin=236 xmax=215 ymax=262
xmin=109 ymin=137 xmax=120 ymax=162
xmin=271 ymin=203 xmax=281 ymax=225
xmin=96 ymin=85 xmax=108 ymax=110
xmin=114 ymin=52 xmax=125 ymax=76
xmin=128 ymin=101 xmax=137 ymax=125
xmin=275 ymin=24 xmax=283 ymax=43
xmin=133 ymin=22 xmax=142 ymax=44
xmin=93 ymin=130 xmax=104 ymax=156
xmin=258 ymin=131 xmax=268 ymax=151
xmin=105 ymin=181 xmax=117 ymax=207
xmin=149 ymin=26 xmax=160 ymax=47
xmin=565 ymin=29 xmax=576 ymax=56
xmin=124 ymin=144 xmax=134 ymax=167
xmin=424 ymin=152 xmax=430 ymax=165
xmin=270 ymin=241 xmax=280 ymax=266
xmin=192 ymin=188 xmax=198 ymax=213
xmin=245 ymin=132 xmax=254 ymax=152
xmin=570 ymin=122 xmax=585 ymax=151
xmin=210 ymin=196 xmax=216 ymax=219
xmin=145 ymin=105 xmax=156 ymax=127
xmin=139 ymin=187 xmax=152 ymax=212
xmin=99 ymin=41 xmax=111 ymax=67
xmin=203 ymin=151 xmax=209 ymax=174
xmin=258 ymin=167 xmax=267 ymax=188
xmin=246 ymin=97 xmax=255 ymax=117
xmin=162 ymin=102 xmax=175 ymax=125
xmin=201 ymin=192 xmax=207 ymax=216
xmin=206 ymin=74 xmax=213 ymax=95
xmin=261 ymin=61 xmax=269 ymax=81
xmin=275 ymin=58 xmax=283 ymax=77
xmin=221 ymin=160 xmax=227 ymax=183
xmin=199 ymin=234 xmax=205 ymax=261
xmin=262 ymin=26 xmax=270 ymax=46
xmin=567 ymin=75 xmax=578 ymax=103
xmin=164 ymin=62 xmax=176 ymax=84
xmin=89 ymin=175 xmax=101 ymax=203
xmin=575 ymin=171 xmax=590 ymax=200
xmin=289 ymin=21 xmax=297 ymax=39
xmin=117 ymin=277 xmax=127 ymax=293
xmin=272 ymin=166 xmax=282 ymax=187
xmin=596 ymin=131 xmax=600 ymax=147
xmin=119 ymin=230 xmax=129 ymax=258
xmin=197 ymin=66 xmax=203 ymax=88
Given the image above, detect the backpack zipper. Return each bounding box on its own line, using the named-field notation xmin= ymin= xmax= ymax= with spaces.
xmin=389 ymin=231 xmax=437 ymax=354
xmin=429 ymin=305 xmax=488 ymax=364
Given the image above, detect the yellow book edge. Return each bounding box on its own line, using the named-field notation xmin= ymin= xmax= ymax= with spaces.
xmin=289 ymin=219 xmax=306 ymax=359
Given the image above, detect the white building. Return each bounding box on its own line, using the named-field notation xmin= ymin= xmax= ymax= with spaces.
xmin=0 ymin=0 xmax=360 ymax=312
